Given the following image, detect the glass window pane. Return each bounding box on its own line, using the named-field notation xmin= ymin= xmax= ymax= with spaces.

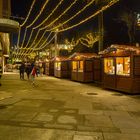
xmin=57 ymin=62 xmax=61 ymax=70
xmin=78 ymin=61 xmax=83 ymax=72
xmin=72 ymin=61 xmax=77 ymax=72
xmin=116 ymin=57 xmax=130 ymax=76
xmin=104 ymin=58 xmax=115 ymax=74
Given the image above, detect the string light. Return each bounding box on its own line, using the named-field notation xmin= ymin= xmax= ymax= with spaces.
xmin=17 ymin=0 xmax=119 ymax=58
xmin=33 ymin=0 xmax=64 ymax=30
xmin=21 ymin=0 xmax=95 ymax=56
xmin=21 ymin=31 xmax=50 ymax=56
xmin=35 ymin=0 xmax=119 ymax=51
xmin=40 ymin=0 xmax=79 ymax=30
xmin=15 ymin=0 xmax=36 ymax=59
xmin=46 ymin=0 xmax=95 ymax=32
xmin=20 ymin=0 xmax=36 ymax=27
xmin=33 ymin=34 xmax=56 ymax=51
xmin=20 ymin=0 xmax=64 ymax=56
xmin=22 ymin=32 xmax=53 ymax=56
xmin=31 ymin=34 xmax=55 ymax=51
xmin=19 ymin=0 xmax=49 ymax=52
xmin=52 ymin=0 xmax=119 ymax=32
xmin=22 ymin=34 xmax=55 ymax=56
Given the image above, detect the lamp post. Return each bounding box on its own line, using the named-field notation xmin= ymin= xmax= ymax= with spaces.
xmin=54 ymin=29 xmax=59 ymax=57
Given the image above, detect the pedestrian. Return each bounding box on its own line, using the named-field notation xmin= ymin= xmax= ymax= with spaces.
xmin=31 ymin=65 xmax=37 ymax=86
xmin=19 ymin=62 xmax=25 ymax=80
xmin=0 ymin=65 xmax=2 ymax=86
xmin=25 ymin=63 xmax=31 ymax=80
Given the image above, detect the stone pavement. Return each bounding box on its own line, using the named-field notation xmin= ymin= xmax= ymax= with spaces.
xmin=0 ymin=72 xmax=140 ymax=140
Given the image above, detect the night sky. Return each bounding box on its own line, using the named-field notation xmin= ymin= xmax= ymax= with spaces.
xmin=11 ymin=0 xmax=140 ymax=49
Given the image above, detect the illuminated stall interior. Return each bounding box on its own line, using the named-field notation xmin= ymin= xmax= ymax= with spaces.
xmin=70 ymin=53 xmax=98 ymax=82
xmin=54 ymin=56 xmax=70 ymax=78
xmin=100 ymin=44 xmax=140 ymax=94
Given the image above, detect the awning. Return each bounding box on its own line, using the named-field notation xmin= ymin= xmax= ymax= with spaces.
xmin=0 ymin=18 xmax=19 ymax=33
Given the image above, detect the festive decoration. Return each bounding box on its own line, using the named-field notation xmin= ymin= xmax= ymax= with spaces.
xmin=16 ymin=0 xmax=119 ymax=58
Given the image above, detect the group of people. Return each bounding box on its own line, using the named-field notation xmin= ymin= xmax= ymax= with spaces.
xmin=19 ymin=62 xmax=36 ymax=85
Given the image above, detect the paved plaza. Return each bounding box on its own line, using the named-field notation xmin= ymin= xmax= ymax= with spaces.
xmin=0 ymin=72 xmax=140 ymax=140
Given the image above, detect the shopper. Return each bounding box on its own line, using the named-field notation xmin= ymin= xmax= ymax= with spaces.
xmin=19 ymin=62 xmax=25 ymax=80
xmin=31 ymin=65 xmax=36 ymax=86
xmin=0 ymin=65 xmax=2 ymax=86
xmin=25 ymin=63 xmax=31 ymax=80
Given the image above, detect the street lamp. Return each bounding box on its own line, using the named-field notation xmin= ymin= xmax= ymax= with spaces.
xmin=55 ymin=29 xmax=59 ymax=57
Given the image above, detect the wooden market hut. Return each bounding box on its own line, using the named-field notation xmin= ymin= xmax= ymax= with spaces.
xmin=54 ymin=56 xmax=71 ymax=78
xmin=99 ymin=44 xmax=140 ymax=94
xmin=45 ymin=59 xmax=54 ymax=76
xmin=69 ymin=52 xmax=99 ymax=82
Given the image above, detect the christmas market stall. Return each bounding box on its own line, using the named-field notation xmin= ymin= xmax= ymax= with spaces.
xmin=69 ymin=53 xmax=98 ymax=82
xmin=54 ymin=56 xmax=71 ymax=78
xmin=45 ymin=58 xmax=54 ymax=76
xmin=99 ymin=44 xmax=140 ymax=94
xmin=93 ymin=56 xmax=102 ymax=84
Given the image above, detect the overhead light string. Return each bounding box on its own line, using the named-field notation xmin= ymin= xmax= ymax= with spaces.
xmin=19 ymin=0 xmax=49 ymax=54
xmin=18 ymin=0 xmax=64 ymax=57
xmin=22 ymin=32 xmax=54 ymax=56
xmin=29 ymin=0 xmax=119 ymax=53
xmin=30 ymin=34 xmax=56 ymax=52
xmin=22 ymin=31 xmax=52 ymax=56
xmin=51 ymin=0 xmax=119 ymax=32
xmin=15 ymin=0 xmax=36 ymax=59
xmin=24 ymin=0 xmax=94 ymax=56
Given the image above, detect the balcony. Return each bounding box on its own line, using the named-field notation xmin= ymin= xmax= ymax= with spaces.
xmin=0 ymin=18 xmax=19 ymax=33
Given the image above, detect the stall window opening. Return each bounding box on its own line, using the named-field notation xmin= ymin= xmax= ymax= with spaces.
xmin=72 ymin=61 xmax=77 ymax=72
xmin=104 ymin=58 xmax=115 ymax=74
xmin=78 ymin=61 xmax=83 ymax=72
xmin=116 ymin=57 xmax=130 ymax=76
xmin=55 ymin=62 xmax=61 ymax=70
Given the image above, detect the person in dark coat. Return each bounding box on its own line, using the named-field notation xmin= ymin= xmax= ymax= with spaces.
xmin=0 ymin=65 xmax=2 ymax=86
xmin=25 ymin=63 xmax=31 ymax=80
xmin=19 ymin=62 xmax=25 ymax=80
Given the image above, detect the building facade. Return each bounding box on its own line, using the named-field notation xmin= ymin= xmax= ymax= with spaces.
xmin=0 ymin=0 xmax=19 ymax=72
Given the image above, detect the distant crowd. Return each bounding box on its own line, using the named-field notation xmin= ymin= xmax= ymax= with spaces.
xmin=19 ymin=61 xmax=44 ymax=86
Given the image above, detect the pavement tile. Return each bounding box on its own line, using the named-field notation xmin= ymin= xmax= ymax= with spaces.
xmin=73 ymin=134 xmax=103 ymax=140
xmin=10 ymin=112 xmax=37 ymax=121
xmin=111 ymin=116 xmax=140 ymax=129
xmin=85 ymin=115 xmax=114 ymax=127
xmin=120 ymin=128 xmax=140 ymax=134
xmin=79 ymin=109 xmax=104 ymax=115
xmin=44 ymin=123 xmax=75 ymax=130
xmin=57 ymin=115 xmax=77 ymax=124
xmin=77 ymin=125 xmax=102 ymax=132
xmin=33 ymin=112 xmax=54 ymax=122
xmin=103 ymin=133 xmax=140 ymax=140
xmin=103 ymin=110 xmax=131 ymax=117
xmin=0 ymin=110 xmax=18 ymax=120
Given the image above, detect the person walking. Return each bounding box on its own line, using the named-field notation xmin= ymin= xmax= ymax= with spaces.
xmin=0 ymin=65 xmax=2 ymax=86
xmin=31 ymin=65 xmax=36 ymax=86
xmin=25 ymin=63 xmax=31 ymax=80
xmin=19 ymin=62 xmax=25 ymax=80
